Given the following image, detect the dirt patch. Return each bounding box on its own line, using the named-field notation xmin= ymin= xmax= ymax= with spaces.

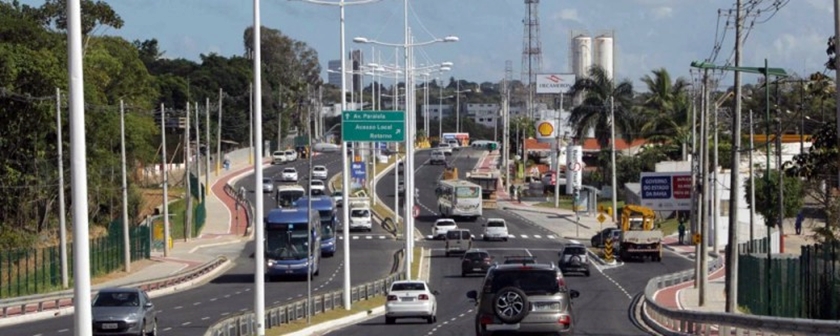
xmin=138 ymin=188 xmax=184 ymax=220
xmin=91 ymin=259 xmax=158 ymax=286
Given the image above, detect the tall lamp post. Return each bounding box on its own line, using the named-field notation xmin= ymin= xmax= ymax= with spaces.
xmin=354 ymin=13 xmax=458 ymax=279
xmin=292 ymin=0 xmax=381 ymax=310
xmin=689 ymin=60 xmax=788 ymax=315
xmin=453 ymin=82 xmax=472 ymax=133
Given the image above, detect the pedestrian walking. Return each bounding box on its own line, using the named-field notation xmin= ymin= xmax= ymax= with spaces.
xmin=677 ymin=219 xmax=686 ymax=245
xmin=795 ymin=210 xmax=804 ymax=235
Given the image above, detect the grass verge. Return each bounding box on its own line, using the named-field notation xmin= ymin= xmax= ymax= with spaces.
xmin=150 ymin=195 xmax=200 ymax=240
xmin=265 ymin=246 xmax=422 ymax=335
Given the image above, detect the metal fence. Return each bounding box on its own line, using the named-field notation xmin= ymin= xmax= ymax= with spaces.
xmin=205 ymin=250 xmax=406 ymax=336
xmin=0 ymin=220 xmax=150 ymax=298
xmin=737 ymin=238 xmax=840 ymax=320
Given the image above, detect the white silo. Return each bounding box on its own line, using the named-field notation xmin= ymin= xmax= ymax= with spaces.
xmin=571 ymin=34 xmax=592 ymax=78
xmin=594 ymin=34 xmax=614 ymax=79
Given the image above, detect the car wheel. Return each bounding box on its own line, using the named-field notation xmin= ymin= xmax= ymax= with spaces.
xmin=503 ymin=238 xmax=508 ymax=242
xmin=427 ymin=315 xmax=435 ymax=324
xmin=492 ymin=286 xmax=529 ymax=324
xmin=483 ymin=236 xmax=488 ymax=241
xmin=584 ymin=270 xmax=591 ymax=277
xmin=461 ymin=271 xmax=466 ymax=277
xmin=138 ymin=320 xmax=146 ymax=336
xmin=146 ymin=318 xmax=157 ymax=336
xmin=385 ymin=316 xmax=395 ymax=324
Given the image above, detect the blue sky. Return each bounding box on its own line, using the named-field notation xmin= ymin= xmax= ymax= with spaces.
xmin=25 ymin=0 xmax=834 ymax=90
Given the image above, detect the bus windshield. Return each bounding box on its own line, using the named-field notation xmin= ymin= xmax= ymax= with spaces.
xmin=456 ymin=186 xmax=481 ymax=198
xmin=321 ymin=217 xmax=335 ymax=239
xmin=277 ymin=190 xmax=305 ymax=208
xmin=265 ymin=225 xmax=309 ymax=260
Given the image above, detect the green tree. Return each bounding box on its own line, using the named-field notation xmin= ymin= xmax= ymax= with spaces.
xmin=637 ymin=68 xmax=691 ymax=160
xmin=567 ymin=65 xmax=635 ymax=148
xmin=744 ymin=170 xmax=804 ymax=228
xmin=787 ymin=121 xmax=839 ymax=242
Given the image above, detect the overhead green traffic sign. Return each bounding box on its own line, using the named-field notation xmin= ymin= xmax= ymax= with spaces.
xmin=341 ymin=110 xmax=405 ymax=142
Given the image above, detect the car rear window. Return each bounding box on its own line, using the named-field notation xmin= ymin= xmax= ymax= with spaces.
xmin=284 ymin=169 xmax=295 ymax=173
xmin=447 ymin=230 xmax=470 ymax=239
xmin=351 ymin=209 xmax=369 ymax=217
xmin=437 ymin=221 xmax=455 ymax=227
xmin=491 ymin=270 xmax=559 ymax=294
xmin=391 ymin=282 xmax=426 ymax=291
xmin=564 ymin=247 xmax=586 ymax=255
xmin=487 ymin=221 xmax=505 ymax=227
xmin=466 ymin=252 xmax=488 ymax=260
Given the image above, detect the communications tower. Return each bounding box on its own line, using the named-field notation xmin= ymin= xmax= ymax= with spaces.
xmin=521 ymin=0 xmax=543 ymax=119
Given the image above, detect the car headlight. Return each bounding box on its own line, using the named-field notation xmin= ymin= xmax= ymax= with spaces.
xmin=267 ymin=259 xmax=275 ymax=267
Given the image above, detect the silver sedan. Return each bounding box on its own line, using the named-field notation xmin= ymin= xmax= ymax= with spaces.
xmin=92 ymin=287 xmax=158 ymax=336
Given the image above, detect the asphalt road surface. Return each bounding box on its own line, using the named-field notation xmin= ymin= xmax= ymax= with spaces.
xmin=0 ymin=152 xmax=403 ymax=336
xmin=333 ymin=147 xmax=696 ymax=336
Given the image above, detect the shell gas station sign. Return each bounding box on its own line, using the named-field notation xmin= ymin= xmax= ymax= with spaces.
xmin=534 ymin=120 xmax=556 ymax=143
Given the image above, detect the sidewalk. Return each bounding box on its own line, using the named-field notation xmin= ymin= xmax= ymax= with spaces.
xmin=93 ymin=147 xmax=267 ymax=290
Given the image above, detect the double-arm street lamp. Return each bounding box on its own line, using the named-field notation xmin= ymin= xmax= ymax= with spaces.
xmin=690 ymin=59 xmax=788 ymax=316
xmin=291 ymin=0 xmax=381 ymax=313
xmin=415 ymin=66 xmax=452 ymax=137
xmin=353 ymin=4 xmax=458 ymax=278
xmin=453 ymin=81 xmax=472 ymax=133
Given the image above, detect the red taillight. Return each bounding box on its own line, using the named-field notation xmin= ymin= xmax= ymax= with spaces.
xmin=418 ymin=294 xmax=429 ymax=300
xmin=387 ymin=295 xmax=397 ymax=301
xmin=556 ymin=276 xmax=566 ymax=289
xmin=483 ymin=257 xmax=492 ymax=262
xmin=557 ymin=315 xmax=571 ymax=325
xmin=479 ymin=314 xmax=494 ymax=325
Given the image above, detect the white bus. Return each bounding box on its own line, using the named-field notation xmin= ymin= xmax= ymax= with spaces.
xmin=275 ymin=184 xmax=306 ymax=208
xmin=435 ymin=180 xmax=482 ymax=220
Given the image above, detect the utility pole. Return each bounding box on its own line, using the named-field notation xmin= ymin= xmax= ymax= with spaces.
xmin=185 ymin=102 xmax=193 ymax=242
xmin=777 ymin=119 xmax=784 ymax=252
xmin=609 ymin=96 xmax=618 ymax=223
xmin=835 ymin=0 xmax=840 ymax=190
xmin=204 ymin=98 xmax=210 ymax=195
xmin=120 ymin=100 xmax=131 ymax=272
xmin=276 ymin=85 xmax=281 ymax=153
xmin=249 ymin=83 xmax=254 ymax=164
xmin=456 ymin=80 xmax=461 ymax=133
xmin=749 ymin=110 xmax=756 ymax=247
xmin=161 ymin=103 xmax=171 ymax=257
xmin=216 ymin=89 xmax=223 ymax=176
xmin=698 ymin=69 xmax=710 ymax=305
xmin=55 ymin=88 xmax=68 ymax=288
xmin=713 ymin=101 xmax=719 ymax=256
xmin=194 ymin=101 xmax=201 ymax=196
xmin=725 ymin=0 xmax=743 ymax=313
xmin=689 ymin=75 xmax=698 ymax=273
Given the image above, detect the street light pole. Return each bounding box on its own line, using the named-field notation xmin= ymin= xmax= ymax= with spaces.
xmin=55 ymin=88 xmax=68 ymax=289
xmin=456 ymin=80 xmax=460 ymax=133
xmin=763 ymin=58 xmax=773 ymax=316
xmin=609 ymin=96 xmax=618 ymax=223
xmin=252 ymin=1 xmax=266 ymax=334
xmin=403 ymin=0 xmax=413 ymax=277
xmin=439 ymin=79 xmax=443 ymax=139
xmin=120 ymin=100 xmax=131 ymax=272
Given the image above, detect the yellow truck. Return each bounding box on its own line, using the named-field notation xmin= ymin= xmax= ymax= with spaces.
xmin=618 ymin=205 xmax=663 ymax=262
xmin=466 ymin=171 xmax=500 ymax=209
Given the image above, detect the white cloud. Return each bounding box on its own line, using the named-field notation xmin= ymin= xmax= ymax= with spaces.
xmin=651 ymin=6 xmax=673 ymax=19
xmin=553 ymin=9 xmax=583 ymax=23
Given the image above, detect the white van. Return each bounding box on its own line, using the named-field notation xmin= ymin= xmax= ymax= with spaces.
xmin=430 ymin=150 xmax=446 ymax=165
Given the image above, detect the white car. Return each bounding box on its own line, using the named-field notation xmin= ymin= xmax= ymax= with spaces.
xmin=431 ymin=219 xmax=457 ymax=240
xmin=272 ymin=151 xmax=287 ymax=164
xmin=447 ymin=139 xmax=461 ymax=150
xmin=280 ymin=167 xmax=298 ymax=182
xmin=349 ymin=206 xmax=372 ymax=232
xmin=284 ymin=150 xmax=297 ymax=162
xmin=312 ymin=165 xmax=328 ymax=180
xmin=385 ymin=280 xmax=438 ymax=324
xmin=309 ymin=179 xmax=326 ymax=196
xmin=429 ymin=150 xmax=446 ymax=165
xmin=482 ymin=218 xmax=509 ymax=241
xmin=332 ymin=190 xmax=343 ymax=207
xmin=437 ymin=143 xmax=453 ymax=155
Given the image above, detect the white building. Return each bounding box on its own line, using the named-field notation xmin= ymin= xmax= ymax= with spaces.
xmin=422 ymin=104 xmax=453 ymax=119
xmin=466 ymin=103 xmax=500 ymax=128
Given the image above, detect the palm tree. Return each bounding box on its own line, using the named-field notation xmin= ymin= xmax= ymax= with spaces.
xmin=567 ymin=65 xmax=635 ymax=148
xmin=637 ymin=68 xmax=691 ymax=160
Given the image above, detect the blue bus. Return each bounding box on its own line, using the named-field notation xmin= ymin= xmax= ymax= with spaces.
xmin=295 ymin=196 xmax=338 ymax=257
xmin=264 ymin=208 xmax=321 ymax=280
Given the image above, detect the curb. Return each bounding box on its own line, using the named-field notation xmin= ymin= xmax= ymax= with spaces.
xmin=286 ymin=306 xmax=386 ymax=336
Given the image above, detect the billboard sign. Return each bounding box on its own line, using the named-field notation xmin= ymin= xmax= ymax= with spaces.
xmin=639 ymin=172 xmax=692 ymax=211
xmin=536 ymin=73 xmax=576 ymax=94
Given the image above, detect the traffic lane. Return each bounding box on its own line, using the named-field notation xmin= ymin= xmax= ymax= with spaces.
xmin=604 ymin=251 xmax=694 ymax=296
xmin=410 ymin=150 xmax=480 ymax=239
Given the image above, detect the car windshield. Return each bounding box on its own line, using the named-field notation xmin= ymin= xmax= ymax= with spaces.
xmin=315 ymin=167 xmax=325 ymax=172
xmin=492 ymin=270 xmax=559 ymax=294
xmin=351 ymin=209 xmax=369 ymax=217
xmin=487 ymin=221 xmax=505 ymax=227
xmin=93 ymin=292 xmax=139 ymax=307
xmin=391 ymin=282 xmax=426 ymax=291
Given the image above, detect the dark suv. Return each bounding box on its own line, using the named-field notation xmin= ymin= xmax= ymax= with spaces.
xmin=466 ymin=263 xmax=580 ymax=336
xmin=558 ymin=242 xmax=590 ymax=277
xmin=590 ymin=227 xmax=621 ymax=248
xmin=461 ymin=249 xmax=493 ymax=277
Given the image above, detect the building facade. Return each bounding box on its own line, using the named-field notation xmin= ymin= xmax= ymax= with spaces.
xmin=327 ymin=60 xmax=342 ymax=87
xmin=422 ymin=104 xmax=453 ymax=119
xmin=465 ymin=103 xmax=500 ymax=128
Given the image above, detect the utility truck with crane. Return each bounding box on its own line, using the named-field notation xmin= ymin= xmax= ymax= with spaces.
xmin=618 ymin=205 xmax=663 ymax=262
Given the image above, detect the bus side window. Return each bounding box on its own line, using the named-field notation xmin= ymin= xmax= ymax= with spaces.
xmin=435 ymin=187 xmax=442 ymax=196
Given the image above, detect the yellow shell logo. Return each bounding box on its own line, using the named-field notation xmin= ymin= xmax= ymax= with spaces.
xmin=537 ymin=122 xmax=554 ymax=137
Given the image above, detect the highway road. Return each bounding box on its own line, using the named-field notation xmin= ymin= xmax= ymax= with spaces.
xmin=0 ymin=152 xmax=402 ymax=336
xmin=332 ymin=147 xmax=696 ymax=336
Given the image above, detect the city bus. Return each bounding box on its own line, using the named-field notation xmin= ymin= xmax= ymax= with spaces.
xmin=294 ymin=196 xmax=338 ymax=257
xmin=275 ymin=184 xmax=305 ymax=208
xmin=264 ymin=207 xmax=321 ymax=280
xmin=435 ymin=179 xmax=483 ymax=220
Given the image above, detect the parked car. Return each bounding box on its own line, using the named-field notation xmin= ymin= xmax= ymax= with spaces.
xmin=281 ymin=167 xmax=298 ymax=182
xmin=482 ymin=218 xmax=509 ymax=241
xmin=558 ymin=241 xmax=591 ymax=277
xmin=312 ymin=165 xmax=328 ymax=180
xmin=385 ymin=280 xmax=438 ymax=324
xmin=461 ymin=249 xmax=493 ymax=276
xmin=445 ymin=229 xmax=473 ymax=257
xmin=466 ymin=262 xmax=580 ymax=335
xmin=431 ymin=218 xmax=458 ymax=240
xmin=92 ymin=287 xmax=158 ymax=336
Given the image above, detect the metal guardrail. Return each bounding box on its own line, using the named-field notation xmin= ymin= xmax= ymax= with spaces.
xmin=0 ymin=256 xmax=227 ymax=319
xmin=640 ymin=254 xmax=840 ymax=335
xmin=223 ymin=183 xmax=254 ymax=236
xmin=204 ymin=249 xmax=407 ymax=336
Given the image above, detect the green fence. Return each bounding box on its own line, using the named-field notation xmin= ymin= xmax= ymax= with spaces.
xmin=189 ymin=173 xmax=207 ymax=236
xmin=738 ymin=240 xmax=840 ymax=319
xmin=0 ymin=220 xmax=150 ymax=298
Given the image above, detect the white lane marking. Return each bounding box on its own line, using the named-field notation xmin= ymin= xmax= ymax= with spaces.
xmin=533 ymin=234 xmax=542 ymax=239
xmin=182 ymin=322 xmax=191 ymax=326
xmin=163 ymin=327 xmax=173 ymax=331
xmin=174 ymin=306 xmax=183 ymax=310
xmin=547 ymin=235 xmax=556 ymax=239
xmin=202 ymin=317 xmax=211 ymax=320
xmin=520 ymin=234 xmax=528 ymax=238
